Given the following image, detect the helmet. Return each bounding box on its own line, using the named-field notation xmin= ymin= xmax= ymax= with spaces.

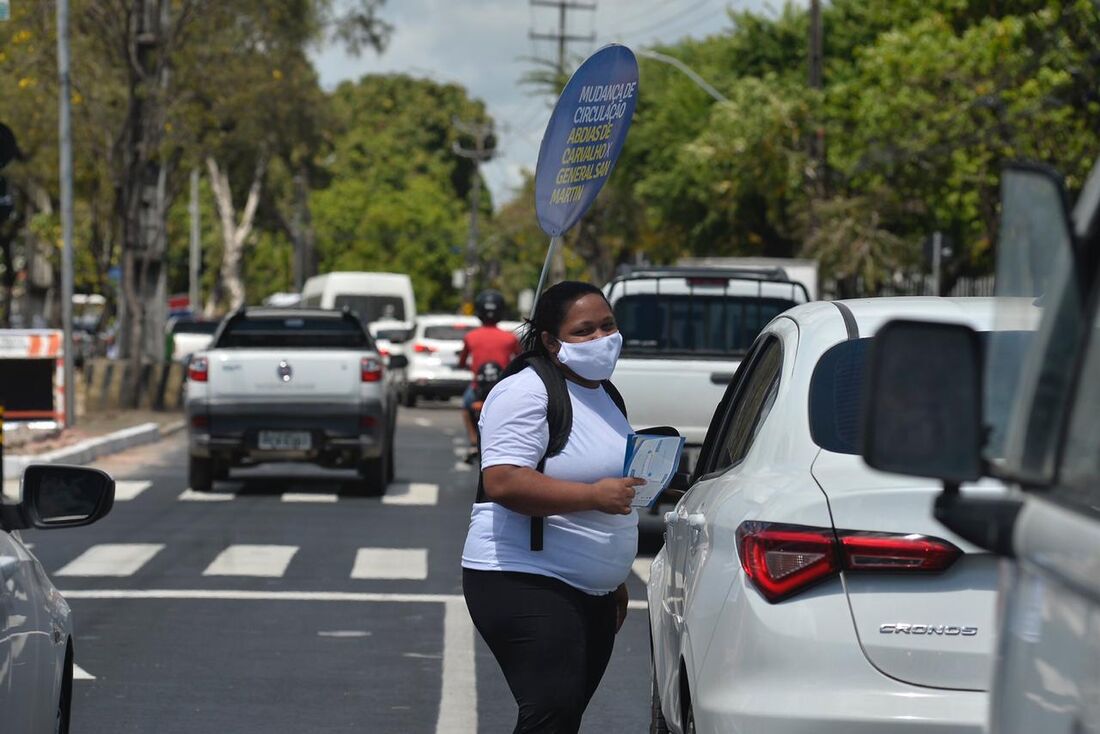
xmin=474 ymin=290 xmax=506 ymax=324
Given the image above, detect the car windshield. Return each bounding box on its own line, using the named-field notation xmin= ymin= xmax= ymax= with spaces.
xmin=216 ymin=316 xmax=369 ymax=349
xmin=614 ymin=294 xmax=796 ymax=356
xmin=333 ymin=294 xmax=406 ymax=322
xmin=810 ymin=332 xmax=1034 ymax=456
xmin=374 ymin=328 xmax=410 ymax=343
xmin=423 ymin=325 xmax=473 ymax=341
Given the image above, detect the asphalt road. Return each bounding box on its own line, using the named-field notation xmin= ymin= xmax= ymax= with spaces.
xmin=23 ymin=403 xmax=658 ymax=733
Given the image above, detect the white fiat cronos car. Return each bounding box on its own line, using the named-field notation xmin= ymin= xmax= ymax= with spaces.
xmin=647 ymin=297 xmax=1035 ymax=734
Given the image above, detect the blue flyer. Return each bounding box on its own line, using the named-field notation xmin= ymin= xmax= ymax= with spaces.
xmin=622 ymin=433 xmax=685 ymax=508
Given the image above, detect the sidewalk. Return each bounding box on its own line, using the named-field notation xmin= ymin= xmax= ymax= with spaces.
xmin=5 ymin=409 xmax=185 ymax=479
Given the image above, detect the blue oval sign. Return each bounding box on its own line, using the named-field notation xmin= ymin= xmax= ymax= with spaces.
xmin=534 ymin=45 xmax=639 ymax=237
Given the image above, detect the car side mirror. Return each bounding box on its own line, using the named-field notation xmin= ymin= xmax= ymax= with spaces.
xmin=861 ymin=320 xmax=984 ymax=484
xmin=388 ymin=354 xmax=409 ymax=369
xmin=17 ymin=465 xmax=115 ymax=529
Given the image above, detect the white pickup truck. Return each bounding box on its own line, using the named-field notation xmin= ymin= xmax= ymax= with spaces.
xmin=185 ymin=308 xmax=401 ymax=495
xmin=606 ymin=267 xmax=810 ymax=472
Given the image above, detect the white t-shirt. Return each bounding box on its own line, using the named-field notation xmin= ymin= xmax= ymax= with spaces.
xmin=461 ymin=366 xmax=638 ymax=595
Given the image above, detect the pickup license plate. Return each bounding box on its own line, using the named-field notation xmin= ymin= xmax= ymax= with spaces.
xmin=258 ymin=430 xmax=312 ymax=451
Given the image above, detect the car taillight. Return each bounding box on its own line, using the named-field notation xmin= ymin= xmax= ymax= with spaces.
xmin=736 ymin=521 xmax=962 ymax=603
xmin=188 ymin=356 xmax=208 ymax=382
xmin=361 ymin=357 xmax=384 ymax=382
xmin=414 ymin=343 xmax=436 ymax=353
xmin=839 ymin=532 xmax=961 ymax=572
xmin=191 ymin=414 xmax=209 ymax=429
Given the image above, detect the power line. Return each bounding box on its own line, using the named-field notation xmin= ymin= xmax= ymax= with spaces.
xmin=610 ymin=0 xmax=722 ymax=43
xmin=528 ymin=0 xmax=597 ymax=91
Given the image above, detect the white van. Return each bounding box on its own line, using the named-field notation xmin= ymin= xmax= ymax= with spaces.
xmin=300 ymin=272 xmax=417 ymax=326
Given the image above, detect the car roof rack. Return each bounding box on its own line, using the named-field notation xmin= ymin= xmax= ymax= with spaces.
xmin=610 ymin=265 xmax=794 ymax=283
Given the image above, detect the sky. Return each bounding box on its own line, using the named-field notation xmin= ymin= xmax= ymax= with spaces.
xmin=310 ymin=0 xmax=770 ymax=209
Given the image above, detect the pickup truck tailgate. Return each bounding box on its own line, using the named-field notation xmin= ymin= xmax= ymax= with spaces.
xmin=611 ymin=357 xmax=739 ymax=444
xmin=210 ymin=350 xmax=359 ymax=402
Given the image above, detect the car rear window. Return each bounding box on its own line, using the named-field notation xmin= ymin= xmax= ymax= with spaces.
xmin=809 ymin=331 xmax=1034 ymax=455
xmin=216 ymin=316 xmax=370 ymax=349
xmin=172 ymin=320 xmax=220 ymax=335
xmin=334 ymin=295 xmax=406 ymax=322
xmin=614 ymin=294 xmax=796 ymax=356
xmin=423 ymin=325 xmax=473 ymax=341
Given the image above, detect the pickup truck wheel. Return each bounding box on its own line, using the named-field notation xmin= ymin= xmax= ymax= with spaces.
xmin=189 ymin=456 xmax=214 ymax=492
xmin=356 ymin=453 xmax=388 ymax=496
xmin=386 ymin=437 xmax=396 ymax=483
xmin=213 ymin=461 xmax=230 ymax=481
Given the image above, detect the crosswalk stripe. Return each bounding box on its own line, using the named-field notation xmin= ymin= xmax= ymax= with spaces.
xmin=453 ymin=461 xmax=472 ymax=473
xmin=179 ymin=488 xmax=236 ymax=501
xmin=203 ymin=544 xmax=299 ymax=577
xmin=72 ymin=663 xmax=96 ymax=681
xmin=56 ymin=543 xmax=164 ymax=577
xmin=382 ymin=483 xmax=439 ymax=506
xmin=632 ymin=556 xmax=654 ymax=585
xmin=113 ymin=481 xmax=152 ymax=501
xmin=281 ymin=493 xmax=339 ymax=503
xmin=351 ymin=548 xmax=428 ymax=580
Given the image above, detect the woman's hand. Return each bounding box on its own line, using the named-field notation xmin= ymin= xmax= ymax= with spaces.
xmin=614 ymin=583 xmax=629 ymax=632
xmin=589 ymin=477 xmax=644 ymax=515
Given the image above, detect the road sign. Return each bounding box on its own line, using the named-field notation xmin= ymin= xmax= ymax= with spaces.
xmin=0 ymin=2 xmax=10 ymax=22
xmin=534 ymin=44 xmax=639 ymax=237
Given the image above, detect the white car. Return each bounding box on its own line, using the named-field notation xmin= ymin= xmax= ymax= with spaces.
xmin=404 ymin=314 xmax=479 ymax=407
xmin=300 ymin=271 xmax=417 ymax=325
xmin=1 ymin=465 xmax=115 ymax=733
xmin=648 ymin=297 xmax=1031 ymax=734
xmin=855 ymin=160 xmax=1100 ymax=734
xmin=186 ymin=308 xmax=398 ymax=493
xmin=167 ymin=316 xmax=220 ymax=364
xmin=369 ymin=319 xmax=414 ymax=405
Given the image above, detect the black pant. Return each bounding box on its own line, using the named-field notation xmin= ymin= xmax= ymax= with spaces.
xmin=462 ymin=568 xmax=618 ymax=734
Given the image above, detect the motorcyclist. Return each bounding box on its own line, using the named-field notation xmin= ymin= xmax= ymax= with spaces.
xmin=458 ymin=290 xmax=520 ymax=459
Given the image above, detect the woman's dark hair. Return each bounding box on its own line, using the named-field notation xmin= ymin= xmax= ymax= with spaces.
xmin=521 ymin=281 xmax=610 ymax=357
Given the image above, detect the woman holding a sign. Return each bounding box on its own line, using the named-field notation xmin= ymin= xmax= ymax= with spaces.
xmin=462 ymin=281 xmax=642 ymax=733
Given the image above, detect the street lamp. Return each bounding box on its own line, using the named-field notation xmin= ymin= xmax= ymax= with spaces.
xmin=635 ymin=49 xmax=728 ymax=104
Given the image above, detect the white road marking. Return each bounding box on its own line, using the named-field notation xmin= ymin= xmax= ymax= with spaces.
xmin=437 ymin=598 xmax=478 ymax=734
xmin=317 ymin=630 xmax=372 ymax=638
xmin=382 ymin=483 xmax=439 ymax=506
xmin=56 ymin=543 xmax=164 ymax=577
xmin=351 ymin=548 xmax=428 ymax=580
xmin=3 ymin=479 xmax=154 ymax=501
xmin=632 ymin=556 xmax=654 ymax=585
xmin=453 ymin=461 xmax=472 ymax=473
xmin=203 ymin=545 xmax=299 ymax=578
xmin=56 ymin=588 xmax=650 ymax=609
xmin=113 ymin=481 xmax=152 ymax=501
xmin=281 ymin=493 xmax=339 ymax=503
xmin=72 ymin=663 xmax=95 ymax=681
xmin=452 ymin=437 xmax=466 ymax=446
xmin=415 ymin=417 xmax=432 ymax=427
xmin=452 ymin=447 xmax=469 ymax=459
xmin=178 ymin=488 xmax=235 ymax=501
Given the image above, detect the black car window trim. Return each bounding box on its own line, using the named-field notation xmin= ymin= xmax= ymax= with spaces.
xmin=695 ymin=334 xmax=784 ymax=483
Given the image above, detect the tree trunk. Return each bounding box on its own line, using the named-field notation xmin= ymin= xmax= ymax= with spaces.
xmin=206 ymin=155 xmax=266 ymax=311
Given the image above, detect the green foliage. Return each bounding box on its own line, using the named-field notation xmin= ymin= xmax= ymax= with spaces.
xmin=500 ymin=0 xmax=1100 ymax=291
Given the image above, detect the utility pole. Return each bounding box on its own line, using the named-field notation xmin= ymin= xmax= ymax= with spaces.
xmin=57 ymin=0 xmax=76 ymax=426
xmin=529 ymin=1 xmax=596 ymax=285
xmin=529 ymin=0 xmax=597 ymax=90
xmin=452 ymin=119 xmax=494 ymax=312
xmin=806 ymin=0 xmax=826 ymax=241
xmin=189 ymin=168 xmax=201 ymax=314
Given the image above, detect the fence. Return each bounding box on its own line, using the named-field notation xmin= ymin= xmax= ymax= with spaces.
xmin=83 ymin=359 xmax=186 ymax=412
xmin=822 ymin=273 xmax=997 ymax=300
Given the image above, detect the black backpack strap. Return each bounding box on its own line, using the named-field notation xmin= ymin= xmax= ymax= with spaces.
xmin=601 ymin=379 xmax=628 ymax=420
xmin=474 ymin=353 xmax=573 ymax=552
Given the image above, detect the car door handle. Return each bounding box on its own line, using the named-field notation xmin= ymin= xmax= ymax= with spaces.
xmin=710 ymin=372 xmax=735 ymax=385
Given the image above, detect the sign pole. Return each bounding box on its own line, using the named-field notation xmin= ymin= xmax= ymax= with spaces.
xmin=57 ymin=0 xmax=76 ymax=427
xmin=529 ymin=235 xmax=562 ymax=318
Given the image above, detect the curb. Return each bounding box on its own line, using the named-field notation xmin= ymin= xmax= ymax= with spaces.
xmin=5 ymin=419 xmax=184 ymax=479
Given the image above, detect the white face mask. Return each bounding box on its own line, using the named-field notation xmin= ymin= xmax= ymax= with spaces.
xmin=556 ymin=332 xmax=623 ymax=381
